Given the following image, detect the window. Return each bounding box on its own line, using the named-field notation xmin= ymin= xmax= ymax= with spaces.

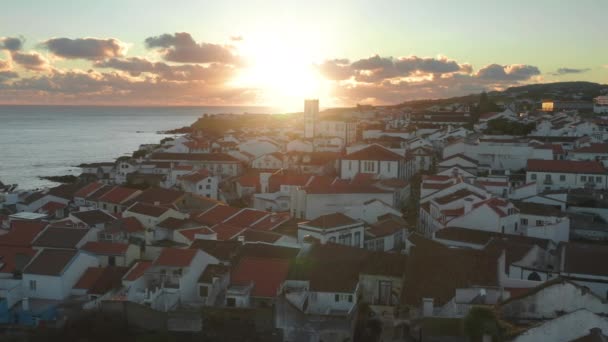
xmin=501 ymin=226 xmax=505 ymax=234
xmin=348 ymin=295 xmax=353 ymax=303
xmin=378 ymin=281 xmax=392 ymax=305
xmin=363 ymin=161 xmax=375 ymax=173
xmin=531 ymin=173 xmax=537 ymax=180
xmin=335 ymin=294 xmax=340 ymax=302
xmin=596 ymin=176 xmax=602 ymax=183
xmin=208 ymin=178 xmax=212 ymax=183
xmin=354 ymin=231 xmax=361 ymax=247
xmin=206 ymin=185 xmax=211 ymax=190
xmin=29 ymin=280 xmax=36 ymax=291
xmin=199 ymin=185 xmax=203 ymax=190
xmin=226 ymin=297 xmax=236 ymax=307
xmin=348 ymin=160 xmax=352 ymax=171
xmin=545 ymin=174 xmax=551 ymax=181
xmin=514 ymin=222 xmax=518 ymax=232
xmin=536 ymin=220 xmax=544 ymax=226
xmin=329 ymin=237 xmax=336 ymax=243
xmin=560 ymin=175 xmax=566 ymax=181
xmin=581 ymin=176 xmax=587 ymax=182
xmin=199 ymin=285 xmax=209 ymax=297
xmin=387 ymin=162 xmax=391 ymax=172
xmin=528 ymin=272 xmax=541 ymax=281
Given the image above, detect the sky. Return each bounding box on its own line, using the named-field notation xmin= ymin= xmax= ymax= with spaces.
xmin=1 ymin=0 xmax=607 ymax=111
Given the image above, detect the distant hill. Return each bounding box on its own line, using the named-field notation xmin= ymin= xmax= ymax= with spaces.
xmin=392 ymin=81 xmax=608 ymax=110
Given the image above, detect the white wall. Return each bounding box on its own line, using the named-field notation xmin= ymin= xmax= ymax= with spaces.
xmin=23 ymin=252 xmax=99 ymax=300
xmin=501 ymin=281 xmax=608 ymax=320
xmin=294 ymin=192 xmax=395 ymax=220
xmin=340 ymin=159 xmax=400 ymax=180
xmin=511 ymin=310 xmax=608 ymax=342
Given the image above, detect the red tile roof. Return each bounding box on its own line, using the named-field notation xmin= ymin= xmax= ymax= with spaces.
xmin=250 ymin=213 xmax=291 ymax=231
xmin=527 ymin=159 xmax=607 ymax=174
xmin=98 ymin=186 xmax=140 ymax=204
xmin=154 ymin=248 xmax=198 ymax=267
xmin=0 ymin=221 xmax=46 ymax=247
xmin=343 ymin=145 xmax=404 ymax=161
xmin=173 ymin=165 xmax=194 ymax=171
xmin=176 ymin=227 xmax=216 ymax=242
xmin=24 ymin=249 xmax=78 ymax=276
xmin=533 ymin=144 xmax=565 ymax=155
xmin=195 ymin=205 xmax=240 ymax=226
xmin=74 ymin=182 xmax=105 ymax=199
xmin=119 ymin=217 xmax=145 ymax=233
xmin=236 ymin=229 xmax=283 ymax=243
xmin=130 ymin=187 xmax=185 ymax=206
xmin=81 ymin=241 xmax=129 ymax=256
xmin=441 ymin=207 xmax=465 ymax=217
xmin=212 ymin=223 xmax=247 ymax=241
xmin=236 ymin=174 xmax=260 ymax=189
xmin=123 ymin=260 xmax=152 ymax=281
xmin=477 ymin=180 xmax=509 ymax=187
xmin=0 ymin=246 xmax=37 ymax=274
xmin=231 ymin=257 xmax=290 ymax=298
xmin=423 ymin=175 xmax=452 ymax=181
xmin=74 ymin=266 xmax=129 ymax=294
xmin=472 ymin=198 xmax=510 ymax=217
xmin=178 ymin=169 xmax=212 ymax=183
xmin=126 ymin=203 xmax=171 ymax=217
xmin=74 ymin=267 xmax=104 ymax=290
xmin=571 ymin=143 xmax=608 ymax=154
xmin=37 ymin=201 xmax=67 ymax=214
xmin=434 ymin=189 xmax=484 ymax=205
xmin=303 ymin=213 xmax=360 ymax=229
xmin=367 ymin=219 xmax=405 ymax=238
xmin=223 ymin=209 xmax=268 ymax=228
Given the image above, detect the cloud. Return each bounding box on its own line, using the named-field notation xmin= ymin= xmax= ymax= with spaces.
xmin=552 ymin=67 xmax=591 ymax=76
xmin=94 ymin=57 xmax=236 ymax=83
xmin=10 ymin=51 xmax=50 ymax=71
xmin=475 ymin=64 xmax=540 ymax=81
xmin=0 ymin=59 xmax=11 ymax=71
xmin=0 ymin=37 xmax=24 ymax=51
xmin=42 ymin=37 xmax=127 ymax=60
xmin=316 ymin=59 xmax=353 ymax=81
xmin=331 ymin=55 xmax=472 ymax=83
xmin=145 ymin=32 xmax=238 ymax=64
xmin=0 ymin=68 xmax=257 ymax=105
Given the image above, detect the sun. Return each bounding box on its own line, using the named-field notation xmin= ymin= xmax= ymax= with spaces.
xmin=231 ymin=35 xmax=330 ymax=112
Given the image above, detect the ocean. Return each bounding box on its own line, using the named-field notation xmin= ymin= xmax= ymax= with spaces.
xmin=0 ymin=105 xmax=275 ymax=190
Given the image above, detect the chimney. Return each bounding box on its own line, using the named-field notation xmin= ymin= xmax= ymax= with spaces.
xmin=237 ymin=235 xmax=245 ymax=244
xmin=22 ymin=297 xmax=29 ymax=311
xmin=589 ymin=328 xmax=603 ymax=337
xmin=464 ymin=198 xmax=474 ymax=214
xmin=154 ymin=201 xmax=160 ymax=206
xmin=422 ymin=298 xmax=434 ymax=317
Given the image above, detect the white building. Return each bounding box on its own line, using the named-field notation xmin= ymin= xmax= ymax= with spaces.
xmin=22 ymin=249 xmax=99 ymax=300
xmin=526 ymin=159 xmax=608 ymax=191
xmin=297 ymin=213 xmax=365 ymax=247
xmin=594 ymin=95 xmax=608 ymax=114
xmin=340 ymin=144 xmax=406 ymax=180
xmin=304 ymin=99 xmax=318 ymax=139
xmin=176 ymin=169 xmax=219 ymax=199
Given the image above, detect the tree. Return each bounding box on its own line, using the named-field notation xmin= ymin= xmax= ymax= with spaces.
xmin=471 ymin=91 xmax=500 ymax=123
xmin=464 ymin=306 xmax=502 ymax=342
